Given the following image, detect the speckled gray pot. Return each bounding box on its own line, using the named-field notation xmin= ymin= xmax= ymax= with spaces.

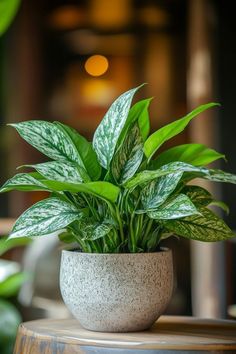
xmin=60 ymin=249 xmax=173 ymax=332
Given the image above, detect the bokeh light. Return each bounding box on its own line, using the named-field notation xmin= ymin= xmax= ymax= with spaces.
xmin=84 ymin=55 xmax=109 ymax=77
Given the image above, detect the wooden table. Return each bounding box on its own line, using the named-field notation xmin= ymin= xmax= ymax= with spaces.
xmin=14 ymin=316 xmax=236 ymax=353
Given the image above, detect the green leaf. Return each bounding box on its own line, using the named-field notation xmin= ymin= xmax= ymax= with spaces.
xmin=210 ymin=200 xmax=229 ymax=214
xmin=148 ymin=194 xmax=199 ymax=220
xmin=144 ymin=103 xmax=219 ymax=160
xmin=81 ymin=222 xmax=113 ymax=241
xmin=92 ymin=85 xmax=142 ymax=169
xmin=163 ymin=207 xmax=235 ymax=241
xmin=182 ymin=185 xmax=213 ymax=207
xmin=9 ymin=121 xmax=99 ymax=180
xmin=0 ymin=0 xmax=20 ymax=35
xmin=207 ymin=169 xmax=236 ymax=184
xmin=0 ymin=299 xmax=21 ymax=345
xmin=54 ymin=122 xmax=101 ymax=180
xmin=122 ymin=98 xmax=152 ymax=142
xmin=125 ymin=162 xmax=209 ymax=189
xmin=41 ymin=180 xmax=120 ymax=203
xmin=0 ymin=273 xmax=29 ymax=298
xmin=111 ymin=123 xmax=143 ymax=184
xmin=151 ymin=143 xmax=225 ymax=169
xmin=0 ymin=173 xmax=50 ymax=193
xmin=183 ymin=168 xmax=236 ymax=185
xmin=9 ymin=197 xmax=81 ymax=239
xmin=21 ymin=160 xmax=90 ymax=183
xmin=141 ymin=172 xmax=183 ymax=210
xmin=0 ymin=237 xmax=31 ymax=256
xmin=58 ymin=230 xmax=77 ymax=244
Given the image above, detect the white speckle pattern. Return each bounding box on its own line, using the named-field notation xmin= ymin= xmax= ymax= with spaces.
xmin=60 ymin=249 xmax=173 ymax=332
xmin=93 ymin=87 xmax=140 ymax=169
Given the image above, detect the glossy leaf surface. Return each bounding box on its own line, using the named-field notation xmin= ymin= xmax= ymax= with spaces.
xmin=55 ymin=122 xmax=101 ymax=180
xmin=151 ymin=143 xmax=225 ymax=169
xmin=144 ymin=103 xmax=219 ymax=159
xmin=112 ymin=123 xmax=143 ymax=184
xmin=22 ymin=160 xmax=89 ymax=183
xmin=0 ymin=173 xmax=49 ymax=193
xmin=9 ymin=197 xmax=81 ymax=239
xmin=163 ymin=207 xmax=235 ymax=241
xmin=125 ymin=162 xmax=209 ymax=189
xmin=141 ymin=172 xmax=183 ymax=210
xmin=148 ymin=194 xmax=199 ymax=220
xmin=93 ymin=86 xmax=141 ymax=169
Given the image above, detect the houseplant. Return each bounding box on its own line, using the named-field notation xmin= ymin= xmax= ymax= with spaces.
xmin=1 ymin=85 xmax=236 ymax=332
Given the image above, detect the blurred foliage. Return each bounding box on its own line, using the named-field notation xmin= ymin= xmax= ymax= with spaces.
xmin=0 ymin=236 xmax=31 ymax=256
xmin=0 ymin=0 xmax=20 ymax=36
xmin=0 ymin=236 xmax=31 ymax=353
xmin=0 ymin=299 xmax=21 ymax=354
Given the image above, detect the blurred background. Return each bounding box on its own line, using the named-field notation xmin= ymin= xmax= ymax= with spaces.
xmin=0 ymin=0 xmax=236 ymax=351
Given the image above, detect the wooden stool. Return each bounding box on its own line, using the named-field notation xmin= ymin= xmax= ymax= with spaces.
xmin=14 ymin=316 xmax=236 ymax=353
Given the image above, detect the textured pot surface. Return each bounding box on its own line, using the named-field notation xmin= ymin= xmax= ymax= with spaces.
xmin=60 ymin=249 xmax=173 ymax=332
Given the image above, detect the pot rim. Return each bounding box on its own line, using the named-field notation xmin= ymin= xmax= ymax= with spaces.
xmin=61 ymin=247 xmax=171 ymax=256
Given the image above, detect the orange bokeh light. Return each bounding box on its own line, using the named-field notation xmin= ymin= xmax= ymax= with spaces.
xmin=84 ymin=55 xmax=109 ymax=77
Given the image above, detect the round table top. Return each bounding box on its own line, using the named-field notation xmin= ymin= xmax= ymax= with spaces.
xmin=14 ymin=316 xmax=236 ymax=353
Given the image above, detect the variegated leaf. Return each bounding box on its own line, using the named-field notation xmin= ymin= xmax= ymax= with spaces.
xmin=163 ymin=207 xmax=235 ymax=241
xmin=119 ymin=98 xmax=152 ymax=144
xmin=0 ymin=173 xmax=49 ymax=193
xmin=41 ymin=180 xmax=120 ymax=203
xmin=9 ymin=197 xmax=81 ymax=239
xmin=22 ymin=161 xmax=90 ymax=183
xmin=9 ymin=121 xmax=85 ymax=165
xmin=182 ymin=168 xmax=236 ymax=185
xmin=182 ymin=185 xmax=213 ymax=207
xmin=148 ymin=194 xmax=199 ymax=220
xmin=151 ymin=143 xmax=225 ymax=169
xmin=141 ymin=172 xmax=183 ymax=210
xmin=125 ymin=162 xmax=209 ymax=189
xmin=92 ymin=86 xmax=142 ymax=169
xmin=144 ymin=102 xmax=219 ymax=160
xmin=112 ymin=123 xmax=143 ymax=184
xmin=206 ymin=169 xmax=236 ymax=184
xmin=81 ymin=222 xmax=113 ymax=241
xmin=54 ymin=122 xmax=101 ymax=180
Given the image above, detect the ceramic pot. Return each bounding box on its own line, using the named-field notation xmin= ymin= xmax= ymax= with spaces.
xmin=60 ymin=248 xmax=173 ymax=332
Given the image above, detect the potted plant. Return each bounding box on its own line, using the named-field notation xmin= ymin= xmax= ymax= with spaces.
xmin=1 ymin=85 xmax=236 ymax=332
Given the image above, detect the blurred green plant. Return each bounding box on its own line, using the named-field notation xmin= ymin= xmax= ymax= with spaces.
xmin=0 ymin=236 xmax=31 ymax=354
xmin=0 ymin=0 xmax=21 ymax=36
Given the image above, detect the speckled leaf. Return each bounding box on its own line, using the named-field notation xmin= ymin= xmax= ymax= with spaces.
xmin=54 ymin=122 xmax=101 ymax=180
xmin=92 ymin=86 xmax=142 ymax=169
xmin=148 ymin=194 xmax=199 ymax=220
xmin=141 ymin=172 xmax=183 ymax=210
xmin=144 ymin=103 xmax=219 ymax=160
xmin=182 ymin=185 xmax=213 ymax=207
xmin=163 ymin=207 xmax=235 ymax=241
xmin=81 ymin=222 xmax=113 ymax=241
xmin=183 ymin=168 xmax=236 ymax=185
xmin=151 ymin=143 xmax=225 ymax=169
xmin=112 ymin=123 xmax=143 ymax=184
xmin=125 ymin=162 xmax=209 ymax=189
xmin=40 ymin=180 xmax=120 ymax=203
xmin=22 ymin=160 xmax=90 ymax=184
xmin=9 ymin=198 xmax=81 ymax=239
xmin=9 ymin=121 xmax=86 ymax=165
xmin=206 ymin=169 xmax=236 ymax=184
xmin=0 ymin=173 xmax=49 ymax=193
